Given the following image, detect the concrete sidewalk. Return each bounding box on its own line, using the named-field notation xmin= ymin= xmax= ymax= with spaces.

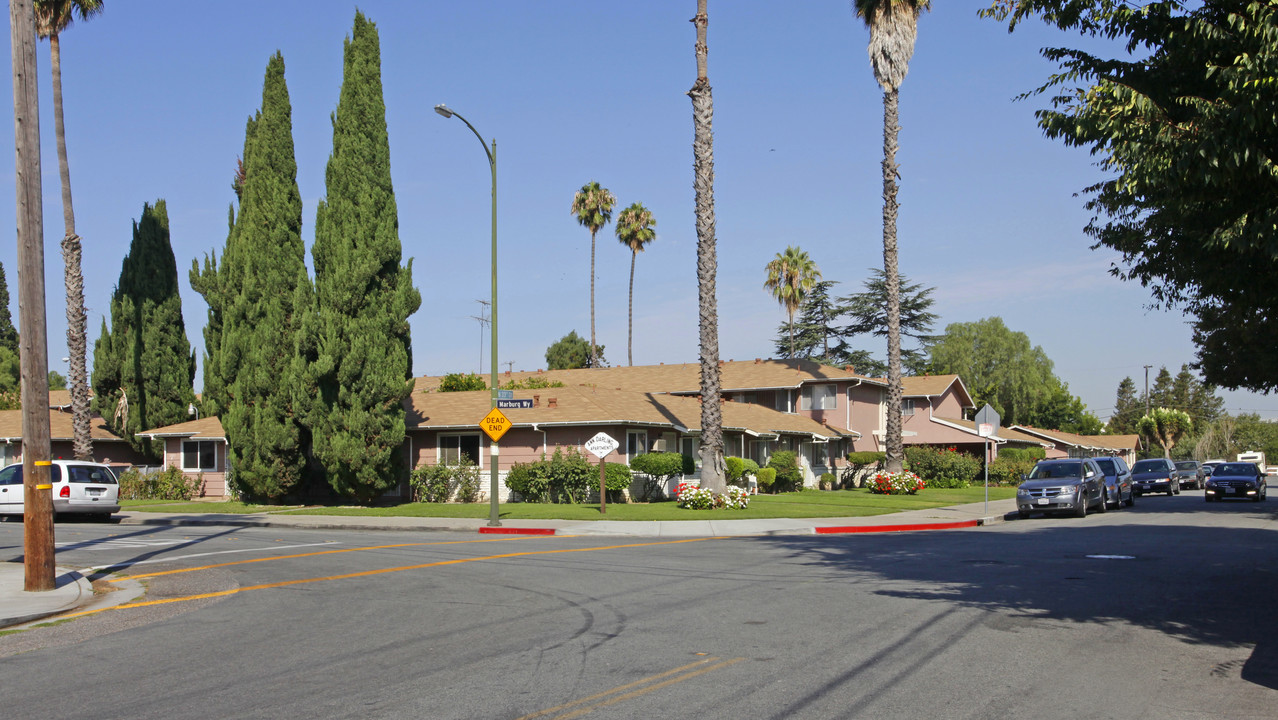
xmin=1 ymin=497 xmax=1017 ymax=629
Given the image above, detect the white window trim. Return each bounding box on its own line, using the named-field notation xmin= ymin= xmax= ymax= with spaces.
xmin=627 ymin=430 xmax=649 ymax=458
xmin=902 ymin=398 xmax=916 ymax=416
xmin=182 ymin=440 xmax=218 ymax=472
xmin=438 ymin=433 xmax=483 ymax=469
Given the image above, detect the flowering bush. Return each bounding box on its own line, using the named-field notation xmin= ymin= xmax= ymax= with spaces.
xmin=676 ymin=482 xmax=750 ymax=509
xmin=866 ymin=470 xmax=926 ymax=495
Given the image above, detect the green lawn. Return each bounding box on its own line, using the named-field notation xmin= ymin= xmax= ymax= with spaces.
xmin=120 ymin=486 xmax=1016 ymax=521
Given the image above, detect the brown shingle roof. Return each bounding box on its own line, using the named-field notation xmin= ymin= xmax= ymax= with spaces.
xmin=1011 ymin=425 xmax=1136 ymax=453
xmin=415 ymin=359 xmax=884 ymax=396
xmin=0 ymin=410 xmax=126 ymax=442
xmin=137 ymin=416 xmax=226 ymax=440
xmin=931 ymin=416 xmax=1053 ymax=446
xmin=900 ymin=375 xmax=974 ymax=407
xmin=406 ymin=385 xmax=855 ymax=440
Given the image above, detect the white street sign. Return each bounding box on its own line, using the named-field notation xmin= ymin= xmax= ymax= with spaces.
xmin=585 ymin=432 xmax=619 ymax=459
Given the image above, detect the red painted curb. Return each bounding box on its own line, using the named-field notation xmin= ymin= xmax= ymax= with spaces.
xmin=815 ymin=519 xmax=978 ymax=535
xmin=478 ymin=527 xmax=557 ymax=536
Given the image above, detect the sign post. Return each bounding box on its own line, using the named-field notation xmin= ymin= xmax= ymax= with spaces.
xmin=585 ymin=432 xmax=620 ymax=514
xmin=974 ymin=404 xmax=1001 ymax=515
xmin=479 ymin=407 xmax=512 ymax=526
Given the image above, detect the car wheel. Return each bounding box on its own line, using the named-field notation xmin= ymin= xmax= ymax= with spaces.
xmin=1096 ymin=488 xmax=1108 ymax=513
xmin=1173 ymin=483 xmax=1181 ymax=495
xmin=1074 ymin=494 xmax=1088 ymax=518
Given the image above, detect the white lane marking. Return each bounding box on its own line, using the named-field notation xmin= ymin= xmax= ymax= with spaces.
xmin=78 ymin=541 xmax=340 ymax=574
xmin=1086 ymin=554 xmax=1136 ymax=560
xmin=57 ymin=538 xmax=187 ymax=550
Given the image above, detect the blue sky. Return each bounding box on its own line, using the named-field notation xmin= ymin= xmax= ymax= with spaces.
xmin=2 ymin=1 xmax=1272 ymax=423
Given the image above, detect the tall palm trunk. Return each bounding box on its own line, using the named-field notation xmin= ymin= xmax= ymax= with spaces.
xmin=50 ymin=31 xmax=91 ymax=460
xmin=589 ymin=227 xmax=597 ymax=367
xmin=690 ymin=0 xmax=725 ymax=492
xmin=628 ymin=250 xmax=636 ymax=366
xmin=788 ymin=308 xmax=796 ymax=358
xmin=881 ymin=88 xmax=904 ymax=473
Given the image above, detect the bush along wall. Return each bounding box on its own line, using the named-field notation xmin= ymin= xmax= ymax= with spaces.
xmin=904 ymin=446 xmax=980 ymax=488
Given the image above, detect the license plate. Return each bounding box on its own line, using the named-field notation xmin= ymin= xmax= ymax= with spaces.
xmin=88 ymin=488 xmax=102 ymax=496
xmin=1225 ymin=487 xmax=1235 ymax=494
xmin=1139 ymin=484 xmax=1150 ymax=490
xmin=1037 ymin=498 xmax=1048 ymax=505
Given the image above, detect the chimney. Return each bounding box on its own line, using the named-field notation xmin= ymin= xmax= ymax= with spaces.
xmin=548 ymin=397 xmax=558 ymax=409
xmin=533 ymin=394 xmax=540 ymax=408
xmin=845 ymin=365 xmax=855 ymax=374
xmin=755 ymin=358 xmax=761 ymax=364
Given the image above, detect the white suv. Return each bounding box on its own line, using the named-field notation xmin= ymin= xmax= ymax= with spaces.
xmin=0 ymin=460 xmax=120 ymax=520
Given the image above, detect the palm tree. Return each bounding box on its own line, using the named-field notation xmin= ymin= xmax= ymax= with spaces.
xmin=35 ymin=0 xmax=103 ymax=462
xmin=615 ymin=202 xmax=656 ymax=366
xmin=854 ymin=0 xmax=930 ymax=473
xmin=570 ymin=181 xmax=616 ymax=368
xmin=763 ymin=246 xmax=821 ymax=359
xmin=689 ymin=0 xmax=725 ymax=493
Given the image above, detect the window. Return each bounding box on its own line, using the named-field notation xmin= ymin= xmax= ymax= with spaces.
xmin=0 ymin=464 xmax=20 ymax=486
xmin=439 ymin=435 xmax=480 ymax=465
xmin=902 ymin=398 xmax=916 ymax=416
xmin=627 ymin=431 xmax=648 ymax=458
xmin=774 ymin=390 xmax=793 ymax=413
xmin=67 ymin=466 xmax=116 ymax=484
xmin=183 ymin=440 xmax=218 ymax=471
xmin=801 ymin=384 xmax=836 ymax=411
xmin=681 ymin=437 xmax=701 ymax=467
xmin=724 ymin=434 xmax=743 ymax=458
xmin=807 ymin=442 xmax=830 ymax=468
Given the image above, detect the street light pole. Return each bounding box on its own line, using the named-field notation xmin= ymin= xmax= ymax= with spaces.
xmin=436 ymin=104 xmax=501 ymax=527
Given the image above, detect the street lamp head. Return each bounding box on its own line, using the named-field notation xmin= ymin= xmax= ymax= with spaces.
xmin=434 ymin=104 xmax=454 ymax=119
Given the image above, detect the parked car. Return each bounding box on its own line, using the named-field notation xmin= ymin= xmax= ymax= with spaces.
xmin=1092 ymin=456 xmax=1135 ymax=509
xmin=1016 ymin=458 xmax=1107 ymax=519
xmin=1131 ymin=458 xmax=1179 ymax=496
xmin=1201 ymin=460 xmax=1227 ymax=477
xmin=0 ymin=460 xmax=120 ymax=520
xmin=1174 ymin=460 xmax=1204 ymax=490
xmin=1204 ymin=462 xmax=1268 ymax=502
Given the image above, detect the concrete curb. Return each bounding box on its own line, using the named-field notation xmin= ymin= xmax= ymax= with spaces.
xmin=1 ymin=569 xmax=91 ymax=629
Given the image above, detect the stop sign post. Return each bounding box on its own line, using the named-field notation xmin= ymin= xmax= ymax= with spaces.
xmin=586 ymin=433 xmax=619 ymax=514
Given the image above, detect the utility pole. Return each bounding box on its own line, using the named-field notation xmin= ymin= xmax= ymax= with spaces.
xmin=469 ymin=299 xmax=490 ymax=374
xmin=10 ymin=0 xmax=55 ymax=591
xmin=1144 ymin=365 xmax=1153 ymax=416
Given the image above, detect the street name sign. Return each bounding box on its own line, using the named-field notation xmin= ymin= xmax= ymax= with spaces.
xmin=497 ymin=399 xmax=534 ymax=410
xmin=584 ymin=432 xmax=619 ymax=459
xmin=496 ymin=389 xmax=514 ymax=400
xmin=480 ymin=407 xmax=511 ymax=442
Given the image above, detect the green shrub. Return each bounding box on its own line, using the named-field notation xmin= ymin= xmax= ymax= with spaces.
xmin=904 ymin=446 xmax=980 ymax=488
xmin=756 ymin=467 xmax=777 ymax=493
xmin=117 ymin=466 xmax=201 ymax=501
xmin=409 ymin=458 xmax=481 ymax=503
xmin=819 ymin=472 xmax=837 ymax=490
xmin=766 ymin=450 xmax=803 ymax=493
xmin=604 ymin=462 xmax=632 ymax=502
xmin=987 ymin=456 xmax=1036 ymax=486
xmin=503 ymin=448 xmax=594 ymax=503
xmin=453 ymin=459 xmax=481 ymax=503
xmin=438 ymin=372 xmax=487 ymax=392
xmin=630 ymin=452 xmax=687 ymax=500
xmin=997 ymin=447 xmax=1046 ymax=463
xmin=681 ymin=453 xmax=696 ymax=475
xmin=843 ymin=451 xmax=886 ymax=488
xmin=725 ymin=456 xmax=760 ymax=488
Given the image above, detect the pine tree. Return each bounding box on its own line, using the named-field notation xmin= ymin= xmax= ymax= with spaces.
xmin=304 ymin=12 xmax=420 ymax=501
xmin=773 ymin=280 xmax=849 ymax=364
xmin=0 ymin=262 xmax=18 ymax=354
xmin=197 ymin=52 xmax=309 ymax=500
xmin=92 ymin=201 xmax=196 ymax=458
xmin=1108 ymin=376 xmax=1142 ymax=434
xmin=1149 ymin=366 xmax=1175 ymax=409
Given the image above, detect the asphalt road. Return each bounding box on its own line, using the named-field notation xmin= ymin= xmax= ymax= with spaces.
xmin=1 ymin=487 xmax=1276 ymax=719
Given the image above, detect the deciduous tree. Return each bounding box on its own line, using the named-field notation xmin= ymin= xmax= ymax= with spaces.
xmin=1138 ymin=407 xmax=1193 ymax=459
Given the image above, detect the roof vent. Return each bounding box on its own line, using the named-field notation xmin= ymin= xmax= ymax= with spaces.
xmin=845 ymin=365 xmax=855 ymax=374
xmin=533 ymin=394 xmax=540 ymax=407
xmin=755 ymin=358 xmax=761 ymax=364
xmin=548 ymin=397 xmax=558 ymax=408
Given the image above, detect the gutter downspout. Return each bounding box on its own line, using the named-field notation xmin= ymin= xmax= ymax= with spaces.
xmin=532 ymin=423 xmax=547 ymax=457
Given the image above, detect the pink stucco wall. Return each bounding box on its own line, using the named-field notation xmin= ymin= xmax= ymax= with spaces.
xmin=161 ymin=438 xmax=229 ymax=498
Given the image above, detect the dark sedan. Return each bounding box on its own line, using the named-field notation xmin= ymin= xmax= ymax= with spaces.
xmin=1131 ymin=458 xmax=1179 ymax=496
xmin=1204 ymin=462 xmax=1269 ymax=502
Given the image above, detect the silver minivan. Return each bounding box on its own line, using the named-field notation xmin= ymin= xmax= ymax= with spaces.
xmin=0 ymin=460 xmax=120 ymax=520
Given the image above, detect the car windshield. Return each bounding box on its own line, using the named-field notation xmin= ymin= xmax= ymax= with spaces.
xmin=1132 ymin=460 xmax=1166 ymax=473
xmin=1175 ymin=461 xmax=1198 ymax=471
xmin=1217 ymin=463 xmax=1256 ymax=476
xmin=1094 ymin=459 xmax=1116 ymax=474
xmin=1029 ymin=462 xmax=1083 ymax=480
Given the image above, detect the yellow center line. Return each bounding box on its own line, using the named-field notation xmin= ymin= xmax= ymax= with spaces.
xmin=523 ymin=657 xmax=748 ymax=720
xmin=114 ymin=536 xmax=544 ymax=580
xmin=63 ymin=536 xmax=720 ymax=620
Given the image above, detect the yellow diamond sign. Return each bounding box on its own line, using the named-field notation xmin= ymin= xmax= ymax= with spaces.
xmin=480 ymin=407 xmax=511 ymax=442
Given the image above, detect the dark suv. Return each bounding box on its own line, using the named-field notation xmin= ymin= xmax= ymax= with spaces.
xmin=1131 ymin=458 xmax=1179 ymax=496
xmin=1174 ymin=460 xmax=1204 ymax=490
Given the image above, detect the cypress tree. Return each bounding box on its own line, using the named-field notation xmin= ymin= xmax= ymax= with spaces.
xmin=0 ymin=262 xmax=18 ymax=354
xmin=194 ymin=52 xmax=308 ymax=500
xmin=92 ymin=201 xmax=197 ymax=458
xmin=305 ymin=12 xmax=420 ymax=501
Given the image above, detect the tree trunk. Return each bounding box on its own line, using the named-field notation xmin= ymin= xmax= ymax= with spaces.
xmin=788 ymin=307 xmax=795 ymax=358
xmin=49 ymin=32 xmax=92 ymax=460
xmin=589 ymin=227 xmax=597 ymax=367
xmin=881 ymin=88 xmax=904 ymax=473
xmin=628 ymin=249 xmax=636 ymax=366
xmin=690 ymin=0 xmax=725 ymax=492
